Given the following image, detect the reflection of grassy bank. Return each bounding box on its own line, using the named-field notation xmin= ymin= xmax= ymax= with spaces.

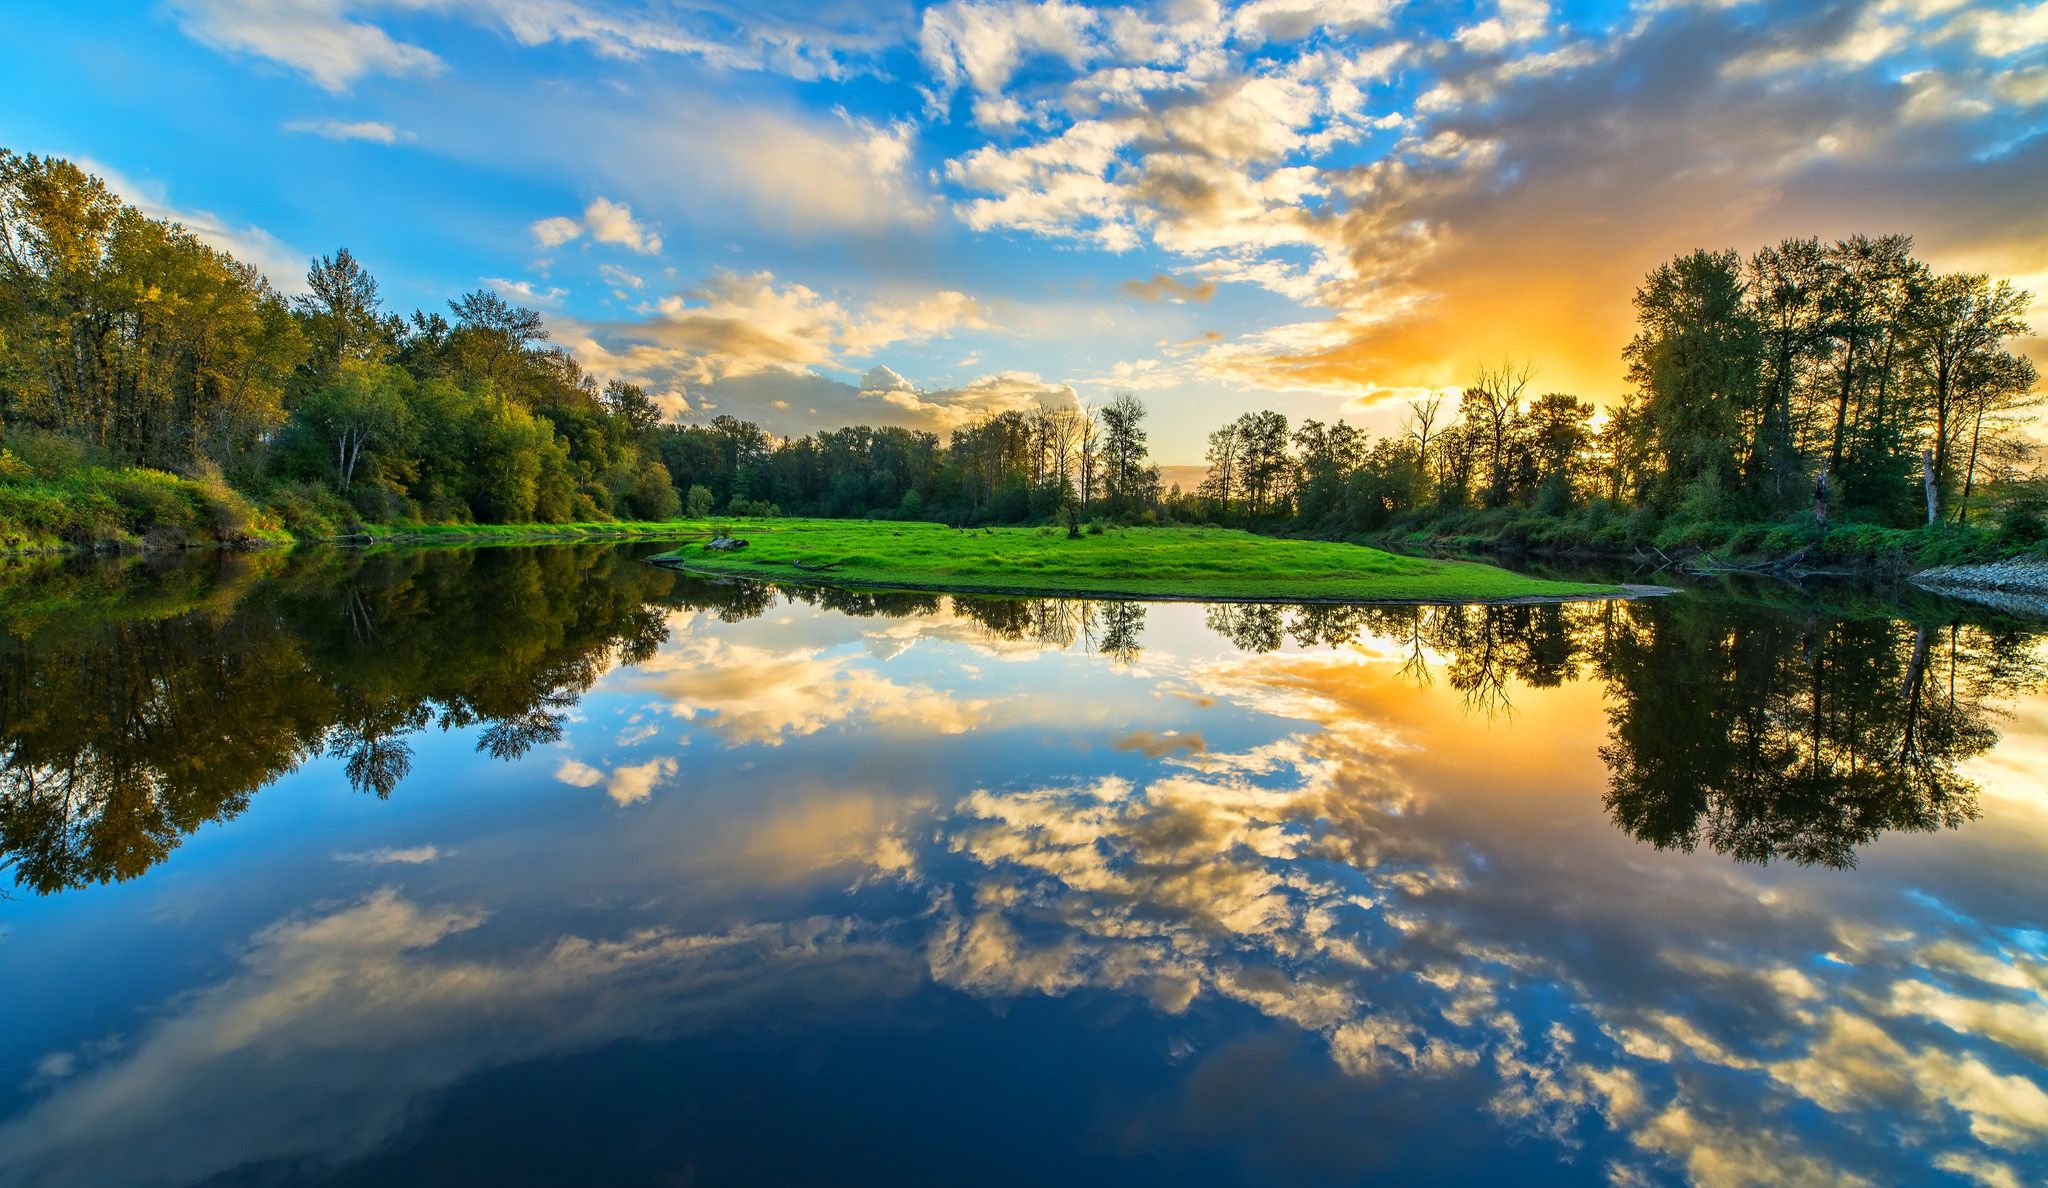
xmin=349 ymin=520 xmax=709 ymax=546
xmin=652 ymin=520 xmax=1625 ymax=602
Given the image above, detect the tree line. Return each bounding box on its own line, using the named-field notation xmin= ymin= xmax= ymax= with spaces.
xmin=1 ymin=150 xmax=679 ymax=532
xmin=651 ymin=391 xmax=1157 ymax=524
xmin=4 ymin=148 xmax=2040 ymax=546
xmin=1179 ymin=237 xmax=2041 ymax=543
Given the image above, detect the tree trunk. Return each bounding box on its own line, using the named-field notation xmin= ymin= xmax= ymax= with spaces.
xmin=1921 ymin=446 xmax=1938 ymax=527
xmin=1957 ymin=406 xmax=1986 ymax=526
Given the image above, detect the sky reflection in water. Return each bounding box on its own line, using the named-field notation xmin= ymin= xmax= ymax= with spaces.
xmin=1 ymin=545 xmax=2046 ymax=1187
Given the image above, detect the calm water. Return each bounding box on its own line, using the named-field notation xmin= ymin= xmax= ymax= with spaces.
xmin=2 ymin=544 xmax=2045 ymax=1187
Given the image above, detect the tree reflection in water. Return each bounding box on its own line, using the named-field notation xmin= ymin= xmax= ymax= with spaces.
xmin=0 ymin=546 xmax=676 ymax=893
xmin=0 ymin=552 xmax=2040 ymax=896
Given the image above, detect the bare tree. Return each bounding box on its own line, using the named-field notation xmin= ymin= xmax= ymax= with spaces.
xmin=1403 ymin=392 xmax=1444 ymax=488
xmin=1467 ymin=360 xmax=1534 ymax=506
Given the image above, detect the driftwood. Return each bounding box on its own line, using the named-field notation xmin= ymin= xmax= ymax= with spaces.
xmin=1686 ymin=542 xmax=1814 ymax=575
xmin=791 ymin=558 xmax=844 ymax=571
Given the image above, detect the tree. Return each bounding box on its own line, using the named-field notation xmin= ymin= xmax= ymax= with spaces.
xmin=1818 ymin=234 xmax=1921 ymax=502
xmin=1745 ymin=237 xmax=1830 ymax=511
xmin=1403 ymin=394 xmax=1444 ymax=497
xmin=1624 ymin=249 xmax=1762 ymax=513
xmin=1097 ymin=392 xmax=1157 ymax=512
xmin=1464 ymin=360 xmax=1534 ymax=507
xmin=601 ymin=378 xmax=663 ymax=436
xmin=446 ymin=289 xmax=548 ymax=390
xmin=1232 ymin=409 xmax=1291 ymax=518
xmin=293 ymin=248 xmax=393 ymax=384
xmin=1907 ymin=273 xmax=2032 ymax=524
xmin=1523 ymin=393 xmax=1594 ymax=512
xmin=1200 ymin=419 xmax=1240 ymax=518
xmin=685 ymin=483 xmax=714 ymax=517
xmin=1953 ymin=350 xmax=2041 ymax=525
xmin=300 ymin=362 xmax=411 ymax=493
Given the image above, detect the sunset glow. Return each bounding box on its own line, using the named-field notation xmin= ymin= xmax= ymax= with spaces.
xmin=9 ymin=0 xmax=2044 ymax=461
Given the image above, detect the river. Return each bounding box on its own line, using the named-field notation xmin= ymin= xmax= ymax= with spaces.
xmin=0 ymin=543 xmax=2043 ymax=1186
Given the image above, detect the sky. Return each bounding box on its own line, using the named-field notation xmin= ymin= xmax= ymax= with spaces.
xmin=3 ymin=0 xmax=2046 ymax=464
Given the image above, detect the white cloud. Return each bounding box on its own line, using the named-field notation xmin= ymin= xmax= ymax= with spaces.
xmin=74 ymin=156 xmax=309 ymax=293
xmin=557 ymin=268 xmax=991 ymax=400
xmin=919 ymin=0 xmax=1101 ymax=102
xmin=601 ymin=757 xmax=677 ymax=806
xmin=529 ymin=215 xmax=583 ymax=248
xmin=623 ymin=105 xmax=934 ymax=233
xmin=173 ymin=0 xmax=900 ymax=91
xmin=528 ymin=197 xmax=663 ymax=254
xmin=171 ymin=0 xmax=445 ymax=92
xmin=333 ymin=845 xmax=445 ymax=865
xmin=483 ymin=276 xmax=567 ymax=307
xmin=553 ymin=755 xmax=677 ymax=805
xmin=553 ymin=758 xmax=603 ymax=787
xmin=582 ymin=196 xmax=662 ymax=254
xmin=280 ymin=118 xmax=406 ymax=144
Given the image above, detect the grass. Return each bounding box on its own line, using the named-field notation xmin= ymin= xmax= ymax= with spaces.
xmin=0 ymin=463 xmax=289 ymax=553
xmin=651 ymin=519 xmax=1626 ymax=602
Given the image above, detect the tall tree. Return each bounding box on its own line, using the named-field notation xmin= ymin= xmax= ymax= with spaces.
xmin=1097 ymin=392 xmax=1157 ymax=511
xmin=1624 ymin=249 xmax=1762 ymax=512
xmin=1464 ymin=360 xmax=1533 ymax=507
xmin=293 ymin=248 xmax=393 ymax=384
xmin=1907 ymin=273 xmax=2032 ymax=524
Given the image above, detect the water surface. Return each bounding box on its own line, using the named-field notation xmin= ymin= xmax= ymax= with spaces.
xmin=2 ymin=544 xmax=2045 ymax=1186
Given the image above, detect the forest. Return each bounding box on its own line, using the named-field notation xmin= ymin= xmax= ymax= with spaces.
xmin=2 ymin=149 xmax=2042 ymax=562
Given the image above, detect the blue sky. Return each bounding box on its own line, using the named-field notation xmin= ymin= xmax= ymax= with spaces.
xmin=4 ymin=0 xmax=2046 ymax=462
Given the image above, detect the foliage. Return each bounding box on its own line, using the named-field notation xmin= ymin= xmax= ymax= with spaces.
xmin=3 ymin=148 xmax=2039 ymax=566
xmin=0 ymin=150 xmax=684 ymax=549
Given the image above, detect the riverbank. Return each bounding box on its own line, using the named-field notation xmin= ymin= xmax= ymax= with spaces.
xmin=1910 ymin=560 xmax=2048 ymax=618
xmin=1365 ymin=506 xmax=2041 ymax=576
xmin=0 ymin=459 xmax=713 ymax=555
xmin=651 ymin=520 xmax=1642 ymax=603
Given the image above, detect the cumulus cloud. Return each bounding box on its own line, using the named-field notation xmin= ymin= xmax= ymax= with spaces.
xmin=528 ymin=197 xmax=663 ymax=254
xmin=601 ymin=757 xmax=678 ymax=806
xmin=555 ymin=755 xmax=679 ymax=805
xmin=930 ymin=0 xmax=2048 ymax=405
xmin=483 ymin=276 xmax=567 ymax=307
xmin=544 ymin=268 xmax=1014 ymax=431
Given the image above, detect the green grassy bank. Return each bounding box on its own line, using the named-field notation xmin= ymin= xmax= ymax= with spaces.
xmin=0 ymin=456 xmax=717 ymax=554
xmin=652 ymin=519 xmax=1629 ymax=602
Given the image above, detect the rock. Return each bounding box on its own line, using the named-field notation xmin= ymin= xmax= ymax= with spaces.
xmin=706 ymin=536 xmax=749 ymax=552
xmin=1911 ymin=560 xmax=2048 ymax=596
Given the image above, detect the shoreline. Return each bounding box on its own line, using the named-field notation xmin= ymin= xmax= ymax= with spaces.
xmin=651 ymin=555 xmax=1677 ymax=606
xmin=0 ymin=521 xmax=711 ymax=557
